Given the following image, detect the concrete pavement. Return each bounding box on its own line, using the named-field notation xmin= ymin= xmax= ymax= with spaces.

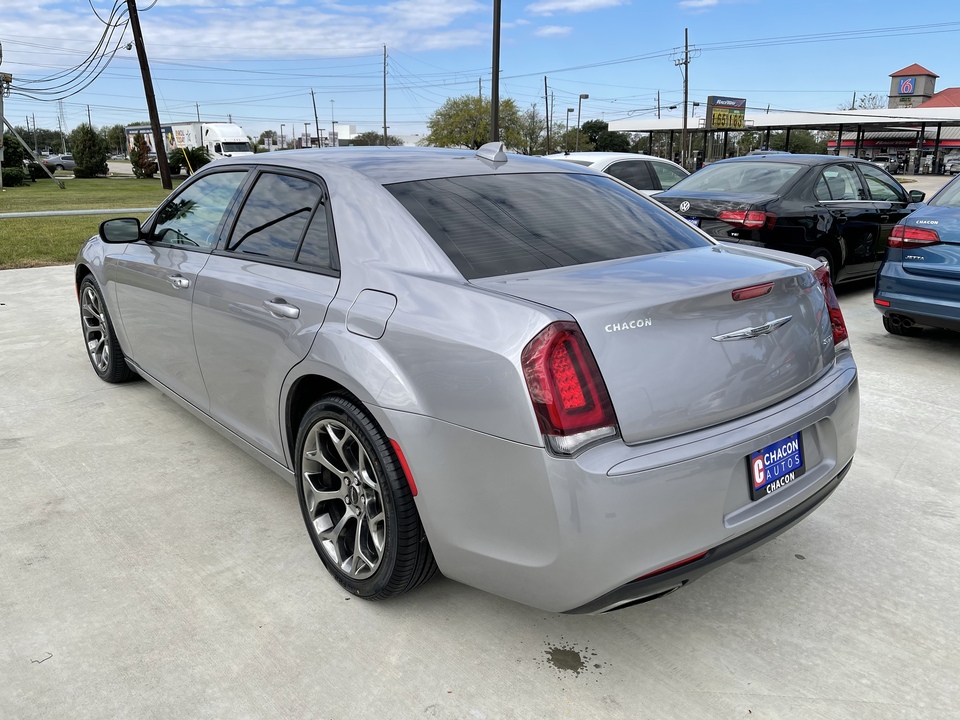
xmin=1 ymin=265 xmax=958 ymax=720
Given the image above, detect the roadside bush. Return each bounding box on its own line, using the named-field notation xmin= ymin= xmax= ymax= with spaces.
xmin=129 ymin=133 xmax=157 ymax=178
xmin=70 ymin=124 xmax=109 ymax=178
xmin=26 ymin=162 xmax=48 ymax=180
xmin=167 ymin=146 xmax=211 ymax=175
xmin=2 ymin=166 xmax=25 ymax=187
xmin=2 ymin=132 xmax=28 ymax=168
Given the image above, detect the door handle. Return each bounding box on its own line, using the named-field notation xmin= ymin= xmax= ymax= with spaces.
xmin=168 ymin=275 xmax=190 ymax=289
xmin=262 ymin=299 xmax=300 ymax=319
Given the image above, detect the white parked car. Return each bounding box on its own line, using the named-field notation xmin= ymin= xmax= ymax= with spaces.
xmin=545 ymin=152 xmax=689 ymax=196
xmin=869 ymin=156 xmax=899 ymax=174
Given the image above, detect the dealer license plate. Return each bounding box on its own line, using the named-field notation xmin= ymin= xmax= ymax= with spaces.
xmin=749 ymin=432 xmax=805 ymax=501
xmin=683 ymin=216 xmax=700 ymax=227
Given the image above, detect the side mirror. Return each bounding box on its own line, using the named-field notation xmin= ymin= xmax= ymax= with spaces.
xmin=909 ymin=190 xmax=926 ymax=203
xmin=99 ymin=217 xmax=142 ymax=244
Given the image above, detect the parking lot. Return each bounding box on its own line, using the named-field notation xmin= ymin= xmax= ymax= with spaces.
xmin=1 ymin=210 xmax=959 ymax=718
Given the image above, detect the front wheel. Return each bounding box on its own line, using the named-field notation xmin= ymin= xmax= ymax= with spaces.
xmin=79 ymin=276 xmax=134 ymax=383
xmin=296 ymin=395 xmax=437 ymax=599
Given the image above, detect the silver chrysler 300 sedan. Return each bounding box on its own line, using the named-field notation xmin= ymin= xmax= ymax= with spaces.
xmin=75 ymin=144 xmax=859 ymax=613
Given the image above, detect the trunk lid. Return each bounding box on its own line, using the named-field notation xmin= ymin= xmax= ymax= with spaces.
xmin=656 ymin=191 xmax=779 ymax=240
xmin=901 ymin=207 xmax=960 ymax=281
xmin=474 ymin=246 xmax=834 ymax=444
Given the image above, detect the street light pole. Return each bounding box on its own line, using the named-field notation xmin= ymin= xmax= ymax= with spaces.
xmin=280 ymin=124 xmax=285 ymax=150
xmin=576 ymin=93 xmax=589 ymax=152
xmin=565 ymin=108 xmax=574 ymax=153
xmin=330 ymin=100 xmax=337 ymax=147
xmin=305 ymin=122 xmax=311 ymax=149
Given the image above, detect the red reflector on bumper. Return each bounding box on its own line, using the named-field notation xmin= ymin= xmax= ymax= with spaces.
xmin=636 ymin=550 xmax=709 ymax=581
xmin=390 ymin=439 xmax=418 ymax=497
xmin=874 ymin=299 xmax=891 ymax=307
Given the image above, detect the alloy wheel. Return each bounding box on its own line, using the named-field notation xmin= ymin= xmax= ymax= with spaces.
xmin=301 ymin=418 xmax=386 ymax=579
xmin=81 ymin=285 xmax=110 ymax=373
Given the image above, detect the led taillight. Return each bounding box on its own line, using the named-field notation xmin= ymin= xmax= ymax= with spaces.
xmin=521 ymin=322 xmax=618 ymax=455
xmin=814 ymin=265 xmax=849 ymax=351
xmin=732 ymin=282 xmax=774 ymax=301
xmin=888 ymin=224 xmax=941 ymax=248
xmin=717 ymin=210 xmax=776 ymax=229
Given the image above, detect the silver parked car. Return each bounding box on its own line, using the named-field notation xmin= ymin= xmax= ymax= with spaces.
xmin=41 ymin=153 xmax=76 ymax=172
xmin=545 ymin=151 xmax=688 ymax=196
xmin=75 ymin=145 xmax=859 ymax=613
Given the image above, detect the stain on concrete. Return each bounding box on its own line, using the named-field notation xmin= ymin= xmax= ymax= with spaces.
xmin=539 ymin=637 xmax=607 ymax=679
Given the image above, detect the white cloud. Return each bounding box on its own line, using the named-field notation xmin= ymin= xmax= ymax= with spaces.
xmin=534 ymin=25 xmax=573 ymax=38
xmin=678 ymin=0 xmax=719 ymax=10
xmin=525 ymin=0 xmax=627 ymax=17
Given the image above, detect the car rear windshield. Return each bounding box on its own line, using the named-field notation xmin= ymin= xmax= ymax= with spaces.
xmin=386 ymin=173 xmax=710 ymax=279
xmin=931 ymin=179 xmax=960 ymax=208
xmin=670 ymin=161 xmax=804 ymax=194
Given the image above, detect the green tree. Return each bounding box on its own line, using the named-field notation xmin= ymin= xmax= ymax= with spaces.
xmin=69 ymin=124 xmax=109 ymax=178
xmin=422 ymin=95 xmax=523 ymax=151
xmin=517 ymin=104 xmax=546 ymax=155
xmin=129 ymin=132 xmax=157 ymax=178
xmin=1 ymin=132 xmax=27 ymax=168
xmin=349 ymin=130 xmax=405 ymax=146
xmin=768 ymin=129 xmax=827 ymax=154
xmin=580 ymin=119 xmax=608 ymax=147
xmin=101 ymin=124 xmax=127 ymax=156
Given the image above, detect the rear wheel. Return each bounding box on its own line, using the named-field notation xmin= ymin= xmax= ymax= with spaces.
xmin=811 ymin=247 xmax=836 ymax=283
xmin=79 ymin=276 xmax=134 ymax=383
xmin=295 ymin=395 xmax=437 ymax=599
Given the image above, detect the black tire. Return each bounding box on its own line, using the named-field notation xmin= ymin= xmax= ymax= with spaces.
xmin=55 ymin=164 xmax=64 ymax=172
xmin=882 ymin=315 xmax=922 ymax=337
xmin=79 ymin=276 xmax=134 ymax=383
xmin=295 ymin=395 xmax=437 ymax=599
xmin=811 ymin=247 xmax=836 ymax=283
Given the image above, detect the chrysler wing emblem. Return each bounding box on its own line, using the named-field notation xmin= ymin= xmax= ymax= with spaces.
xmin=712 ymin=315 xmax=792 ymax=342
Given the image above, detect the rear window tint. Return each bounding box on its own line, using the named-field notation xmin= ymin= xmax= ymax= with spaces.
xmin=672 ymin=161 xmax=804 ymax=194
xmin=386 ymin=173 xmax=710 ymax=280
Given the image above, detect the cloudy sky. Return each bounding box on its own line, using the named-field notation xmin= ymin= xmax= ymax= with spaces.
xmin=1 ymin=1 xmax=958 ymax=141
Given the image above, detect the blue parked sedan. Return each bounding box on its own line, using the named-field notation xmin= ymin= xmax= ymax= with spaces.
xmin=875 ymin=175 xmax=960 ymax=335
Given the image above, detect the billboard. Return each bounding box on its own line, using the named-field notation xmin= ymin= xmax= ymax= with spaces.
xmin=706 ymin=96 xmax=746 ymax=130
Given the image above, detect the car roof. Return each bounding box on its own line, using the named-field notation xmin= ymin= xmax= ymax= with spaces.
xmin=545 ymin=151 xmax=673 ymax=164
xmin=714 ymin=154 xmax=871 ymax=167
xmin=212 ymin=146 xmax=591 ymax=185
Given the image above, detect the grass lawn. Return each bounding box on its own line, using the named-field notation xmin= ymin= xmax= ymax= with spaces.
xmin=0 ymin=177 xmax=180 ymax=269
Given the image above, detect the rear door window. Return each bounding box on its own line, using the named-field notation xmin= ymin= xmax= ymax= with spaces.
xmin=386 ymin=173 xmax=710 ymax=280
xmin=228 ymin=172 xmax=323 ymax=261
xmin=814 ymin=164 xmax=865 ymax=201
xmin=604 ymin=160 xmax=656 ymax=191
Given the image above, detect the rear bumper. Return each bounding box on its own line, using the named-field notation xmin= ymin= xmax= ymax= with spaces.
xmin=378 ymin=354 xmax=859 ymax=613
xmin=875 ymin=261 xmax=960 ymax=331
xmin=565 ymin=460 xmax=851 ymax=614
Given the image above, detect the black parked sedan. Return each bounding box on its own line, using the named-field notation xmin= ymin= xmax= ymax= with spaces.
xmin=656 ymin=154 xmax=925 ymax=283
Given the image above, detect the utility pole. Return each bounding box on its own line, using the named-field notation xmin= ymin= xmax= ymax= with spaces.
xmin=383 ymin=45 xmax=388 ymax=146
xmin=544 ymin=76 xmax=550 ymax=155
xmin=196 ymin=102 xmax=200 ymax=122
xmin=674 ymin=27 xmax=691 ymax=169
xmin=490 ymin=0 xmax=501 ymax=143
xmin=126 ymin=0 xmax=171 ymax=189
xmin=310 ymin=89 xmax=320 ymax=148
xmin=86 ymin=105 xmax=92 ymax=127
xmin=657 ymin=90 xmax=661 ymax=120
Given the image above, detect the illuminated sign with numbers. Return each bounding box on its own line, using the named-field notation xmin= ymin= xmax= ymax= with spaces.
xmin=706 ymin=96 xmax=746 ymax=130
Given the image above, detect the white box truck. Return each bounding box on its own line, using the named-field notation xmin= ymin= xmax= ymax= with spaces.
xmin=125 ymin=122 xmax=253 ymax=161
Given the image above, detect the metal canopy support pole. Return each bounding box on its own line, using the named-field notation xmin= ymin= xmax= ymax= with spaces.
xmin=915 ymin=122 xmax=926 ymax=174
xmin=933 ymin=123 xmax=943 ymax=173
xmin=722 ymin=130 xmax=729 ymax=157
xmin=784 ymin=127 xmax=791 ymax=153
xmin=835 ymin=125 xmax=844 ymax=156
xmin=764 ymin=127 xmax=771 ymax=150
xmin=668 ymin=130 xmax=674 ymax=162
xmin=648 ymin=131 xmax=653 ymax=155
xmin=854 ymin=125 xmax=863 ymax=158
